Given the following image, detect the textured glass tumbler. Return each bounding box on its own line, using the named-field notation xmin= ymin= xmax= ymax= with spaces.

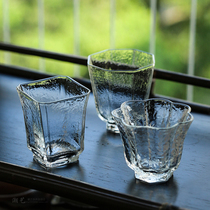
xmin=17 ymin=76 xmax=90 ymax=168
xmin=88 ymin=49 xmax=155 ymax=133
xmin=112 ymin=99 xmax=193 ymax=183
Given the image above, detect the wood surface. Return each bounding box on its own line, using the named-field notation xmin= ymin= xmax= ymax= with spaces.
xmin=0 ymin=73 xmax=210 ymax=210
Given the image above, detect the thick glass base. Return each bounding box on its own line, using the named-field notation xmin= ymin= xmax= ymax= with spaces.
xmin=32 ymin=149 xmax=79 ymax=168
xmin=134 ymin=169 xmax=174 ymax=184
xmin=106 ymin=122 xmax=119 ymax=133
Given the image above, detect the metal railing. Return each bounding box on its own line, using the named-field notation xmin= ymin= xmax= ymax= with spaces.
xmin=2 ymin=0 xmax=209 ymax=114
xmin=0 ymin=42 xmax=209 ymax=114
xmin=2 ymin=0 xmax=199 ymax=101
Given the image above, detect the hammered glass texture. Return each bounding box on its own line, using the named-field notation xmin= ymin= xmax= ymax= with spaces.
xmin=88 ymin=49 xmax=155 ymax=133
xmin=112 ymin=99 xmax=193 ymax=183
xmin=17 ymin=76 xmax=90 ymax=168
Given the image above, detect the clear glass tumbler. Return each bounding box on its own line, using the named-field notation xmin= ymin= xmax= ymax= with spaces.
xmin=88 ymin=49 xmax=155 ymax=133
xmin=17 ymin=76 xmax=90 ymax=168
xmin=112 ymin=99 xmax=193 ymax=183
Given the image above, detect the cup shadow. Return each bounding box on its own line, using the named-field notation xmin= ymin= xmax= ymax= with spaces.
xmin=126 ymin=176 xmax=178 ymax=204
xmin=100 ymin=131 xmax=122 ymax=147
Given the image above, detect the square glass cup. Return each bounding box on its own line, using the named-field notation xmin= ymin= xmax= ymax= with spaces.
xmin=17 ymin=76 xmax=90 ymax=168
xmin=88 ymin=49 xmax=155 ymax=133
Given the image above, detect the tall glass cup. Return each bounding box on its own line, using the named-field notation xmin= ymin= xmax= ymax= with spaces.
xmin=88 ymin=49 xmax=155 ymax=133
xmin=17 ymin=76 xmax=90 ymax=168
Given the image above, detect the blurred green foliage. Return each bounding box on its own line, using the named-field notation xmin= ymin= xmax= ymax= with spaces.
xmin=0 ymin=0 xmax=209 ymax=105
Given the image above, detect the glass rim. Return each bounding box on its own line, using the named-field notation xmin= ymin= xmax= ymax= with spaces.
xmin=16 ymin=75 xmax=91 ymax=104
xmin=111 ymin=98 xmax=194 ymax=130
xmin=87 ymin=49 xmax=155 ymax=72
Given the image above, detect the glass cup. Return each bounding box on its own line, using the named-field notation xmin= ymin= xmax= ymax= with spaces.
xmin=112 ymin=99 xmax=193 ymax=183
xmin=17 ymin=76 xmax=90 ymax=168
xmin=88 ymin=49 xmax=155 ymax=133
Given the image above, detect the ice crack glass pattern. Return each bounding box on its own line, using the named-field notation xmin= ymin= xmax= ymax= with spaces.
xmin=88 ymin=49 xmax=155 ymax=133
xmin=17 ymin=76 xmax=90 ymax=168
xmin=112 ymin=99 xmax=193 ymax=183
